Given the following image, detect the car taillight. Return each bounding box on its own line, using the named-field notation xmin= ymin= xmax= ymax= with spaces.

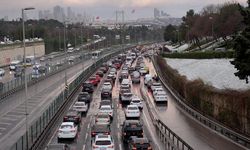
xmin=58 ymin=130 xmax=63 ymax=133
xmin=148 ymin=146 xmax=152 ymax=150
xmin=123 ymin=132 xmax=126 ymax=136
xmin=93 ymin=145 xmax=99 ymax=148
xmin=108 ymin=145 xmax=114 ymax=148
xmin=91 ymin=132 xmax=96 ymax=136
xmin=132 ymin=145 xmax=137 ymax=150
xmin=104 ymin=132 xmax=110 ymax=135
xmin=70 ymin=129 xmax=76 ymax=133
xmin=95 ymin=119 xmax=98 ymax=122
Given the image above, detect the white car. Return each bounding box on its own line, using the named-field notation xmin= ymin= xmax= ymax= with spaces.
xmin=95 ymin=113 xmax=111 ymax=125
xmin=153 ymin=91 xmax=168 ymax=103
xmin=153 ymin=87 xmax=165 ymax=95
xmin=0 ymin=68 xmax=5 ymax=76
xmin=73 ymin=101 xmax=88 ymax=113
xmin=99 ymin=105 xmax=113 ymax=118
xmin=102 ymin=82 xmax=112 ymax=91
xmin=39 ymin=57 xmax=45 ymax=62
xmin=57 ymin=122 xmax=78 ymax=140
xmin=125 ymin=105 xmax=140 ymax=118
xmin=92 ymin=135 xmax=114 ymax=150
xmin=130 ymin=96 xmax=143 ymax=109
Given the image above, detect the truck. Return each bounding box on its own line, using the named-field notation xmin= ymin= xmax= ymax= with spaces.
xmin=73 ymin=101 xmax=89 ymax=114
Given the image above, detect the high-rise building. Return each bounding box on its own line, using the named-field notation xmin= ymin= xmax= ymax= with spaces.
xmin=154 ymin=8 xmax=160 ymax=18
xmin=38 ymin=11 xmax=43 ymax=20
xmin=53 ymin=5 xmax=65 ymax=22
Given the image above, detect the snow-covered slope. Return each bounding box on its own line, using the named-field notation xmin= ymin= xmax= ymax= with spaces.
xmin=165 ymin=58 xmax=250 ymax=90
xmin=165 ymin=44 xmax=189 ymax=52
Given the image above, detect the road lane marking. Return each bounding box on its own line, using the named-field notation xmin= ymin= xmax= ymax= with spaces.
xmin=0 ymin=122 xmax=11 ymax=125
xmin=119 ymin=144 xmax=122 ymax=150
xmin=82 ymin=144 xmax=85 ymax=150
xmin=87 ymin=123 xmax=90 ymax=129
xmin=0 ymin=127 xmax=6 ymax=130
xmin=1 ymin=117 xmax=17 ymax=121
xmin=85 ymin=133 xmax=88 ymax=140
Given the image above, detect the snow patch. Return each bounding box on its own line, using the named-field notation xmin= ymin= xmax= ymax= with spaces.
xmin=165 ymin=58 xmax=250 ymax=90
xmin=165 ymin=44 xmax=189 ymax=52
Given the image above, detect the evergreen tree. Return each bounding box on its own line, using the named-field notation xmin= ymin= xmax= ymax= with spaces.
xmin=231 ymin=0 xmax=250 ymax=83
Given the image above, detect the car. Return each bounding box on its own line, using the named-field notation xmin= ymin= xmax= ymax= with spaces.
xmin=95 ymin=113 xmax=111 ymax=125
xmin=57 ymin=122 xmax=78 ymax=141
xmin=153 ymin=91 xmax=168 ymax=103
xmin=104 ymin=78 xmax=114 ymax=86
xmin=14 ymin=68 xmax=23 ymax=77
xmin=150 ymin=82 xmax=162 ymax=91
xmin=128 ymin=67 xmax=136 ymax=74
xmin=63 ymin=110 xmax=81 ymax=125
xmin=152 ymin=87 xmax=165 ymax=95
xmin=39 ymin=57 xmax=46 ymax=62
xmin=92 ymin=135 xmax=114 ymax=150
xmin=121 ymin=79 xmax=131 ymax=89
xmin=109 ymin=68 xmax=117 ymax=75
xmin=107 ymin=73 xmax=116 ymax=82
xmin=101 ymin=89 xmax=112 ymax=99
xmin=73 ymin=101 xmax=88 ymax=113
xmin=139 ymin=67 xmax=147 ymax=76
xmin=78 ymin=92 xmax=92 ymax=103
xmin=121 ymin=120 xmax=143 ymax=143
xmin=131 ymin=71 xmax=140 ymax=84
xmin=102 ymin=82 xmax=112 ymax=91
xmin=121 ymin=92 xmax=133 ymax=104
xmin=128 ymin=137 xmax=152 ymax=150
xmin=114 ymin=62 xmax=121 ymax=69
xmin=100 ymin=100 xmax=113 ymax=108
xmin=99 ymin=67 xmax=108 ymax=73
xmin=99 ymin=105 xmax=113 ymax=118
xmin=130 ymin=96 xmax=143 ymax=110
xmin=119 ymin=70 xmax=129 ymax=83
xmin=89 ymin=76 xmax=99 ymax=86
xmin=91 ymin=124 xmax=111 ymax=138
xmin=82 ymin=81 xmax=94 ymax=93
xmin=96 ymin=70 xmax=104 ymax=77
xmin=95 ymin=75 xmax=101 ymax=82
xmin=125 ymin=105 xmax=140 ymax=119
xmin=0 ymin=68 xmax=5 ymax=77
xmin=38 ymin=66 xmax=47 ymax=74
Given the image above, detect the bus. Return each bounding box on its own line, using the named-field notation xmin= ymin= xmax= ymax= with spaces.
xmin=92 ymin=50 xmax=102 ymax=59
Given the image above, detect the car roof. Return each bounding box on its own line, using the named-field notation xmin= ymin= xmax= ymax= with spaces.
xmin=61 ymin=122 xmax=74 ymax=125
xmin=95 ymin=134 xmax=111 ymax=140
xmin=133 ymin=137 xmax=149 ymax=143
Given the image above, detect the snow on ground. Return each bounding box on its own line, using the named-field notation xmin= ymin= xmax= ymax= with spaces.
xmin=165 ymin=58 xmax=250 ymax=90
xmin=165 ymin=43 xmax=189 ymax=52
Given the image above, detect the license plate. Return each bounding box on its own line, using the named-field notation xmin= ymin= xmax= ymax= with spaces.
xmin=100 ymin=148 xmax=106 ymax=150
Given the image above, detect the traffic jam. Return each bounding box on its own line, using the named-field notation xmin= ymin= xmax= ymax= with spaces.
xmin=46 ymin=44 xmax=168 ymax=150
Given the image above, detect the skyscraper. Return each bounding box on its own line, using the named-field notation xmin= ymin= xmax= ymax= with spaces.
xmin=53 ymin=5 xmax=65 ymax=22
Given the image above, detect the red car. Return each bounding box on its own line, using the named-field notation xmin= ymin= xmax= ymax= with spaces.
xmin=95 ymin=75 xmax=101 ymax=83
xmin=114 ymin=63 xmax=121 ymax=69
xmin=89 ymin=76 xmax=99 ymax=86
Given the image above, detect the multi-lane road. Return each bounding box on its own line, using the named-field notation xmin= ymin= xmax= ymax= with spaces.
xmin=0 ymin=44 xmax=246 ymax=150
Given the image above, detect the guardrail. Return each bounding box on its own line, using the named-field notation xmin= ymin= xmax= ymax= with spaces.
xmin=151 ymin=55 xmax=250 ymax=149
xmin=140 ymin=85 xmax=193 ymax=150
xmin=8 ymin=42 xmax=140 ymax=150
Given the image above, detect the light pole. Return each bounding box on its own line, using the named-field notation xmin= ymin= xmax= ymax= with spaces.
xmin=63 ymin=21 xmax=69 ymax=88
xmin=209 ymin=17 xmax=214 ymax=39
xmin=22 ymin=7 xmax=35 ymax=150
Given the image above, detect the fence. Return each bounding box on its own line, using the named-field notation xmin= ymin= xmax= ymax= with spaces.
xmin=9 ymin=43 xmax=134 ymax=150
xmin=140 ymin=85 xmax=193 ymax=150
xmin=151 ymin=55 xmax=250 ymax=149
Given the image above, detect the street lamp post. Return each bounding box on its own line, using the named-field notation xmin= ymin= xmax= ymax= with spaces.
xmin=209 ymin=17 xmax=214 ymax=39
xmin=22 ymin=7 xmax=35 ymax=150
xmin=63 ymin=21 xmax=68 ymax=88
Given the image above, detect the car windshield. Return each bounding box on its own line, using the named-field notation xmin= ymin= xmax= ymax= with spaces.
xmin=128 ymin=106 xmax=138 ymax=110
xmin=60 ymin=125 xmax=73 ymax=129
xmin=101 ymin=107 xmax=111 ymax=110
xmin=132 ymin=100 xmax=140 ymax=103
xmin=96 ymin=140 xmax=111 ymax=145
xmin=98 ymin=114 xmax=109 ymax=118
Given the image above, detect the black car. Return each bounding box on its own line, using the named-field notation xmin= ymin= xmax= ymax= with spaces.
xmin=121 ymin=120 xmax=143 ymax=143
xmin=101 ymin=89 xmax=112 ymax=99
xmin=96 ymin=70 xmax=104 ymax=77
xmin=63 ymin=110 xmax=81 ymax=125
xmin=82 ymin=81 xmax=94 ymax=93
xmin=78 ymin=92 xmax=91 ymax=103
xmin=91 ymin=124 xmax=111 ymax=138
xmin=128 ymin=137 xmax=152 ymax=150
xmin=14 ymin=69 xmax=23 ymax=78
xmin=128 ymin=67 xmax=136 ymax=74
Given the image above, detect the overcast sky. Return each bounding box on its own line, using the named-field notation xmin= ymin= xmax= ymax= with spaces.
xmin=0 ymin=0 xmax=247 ymax=20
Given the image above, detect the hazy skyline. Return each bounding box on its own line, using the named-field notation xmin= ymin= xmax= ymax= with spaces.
xmin=0 ymin=0 xmax=247 ymax=20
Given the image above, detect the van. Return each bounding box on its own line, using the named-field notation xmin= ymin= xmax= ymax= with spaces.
xmin=144 ymin=74 xmax=152 ymax=86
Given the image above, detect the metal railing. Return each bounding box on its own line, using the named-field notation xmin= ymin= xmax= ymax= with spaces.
xmin=8 ymin=42 xmax=138 ymax=150
xmin=140 ymin=86 xmax=193 ymax=150
xmin=151 ymin=55 xmax=250 ymax=149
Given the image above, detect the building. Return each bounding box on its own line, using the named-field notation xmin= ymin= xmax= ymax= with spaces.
xmin=154 ymin=8 xmax=160 ymax=18
xmin=53 ymin=5 xmax=65 ymax=22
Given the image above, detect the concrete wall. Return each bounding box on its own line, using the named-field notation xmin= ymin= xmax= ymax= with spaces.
xmin=0 ymin=42 xmax=45 ymax=66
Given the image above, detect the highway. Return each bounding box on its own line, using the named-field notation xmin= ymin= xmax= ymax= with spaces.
xmin=0 ymin=45 xmax=122 ymax=150
xmin=46 ymin=57 xmax=165 ymax=150
xmin=0 ymin=44 xmax=246 ymax=150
